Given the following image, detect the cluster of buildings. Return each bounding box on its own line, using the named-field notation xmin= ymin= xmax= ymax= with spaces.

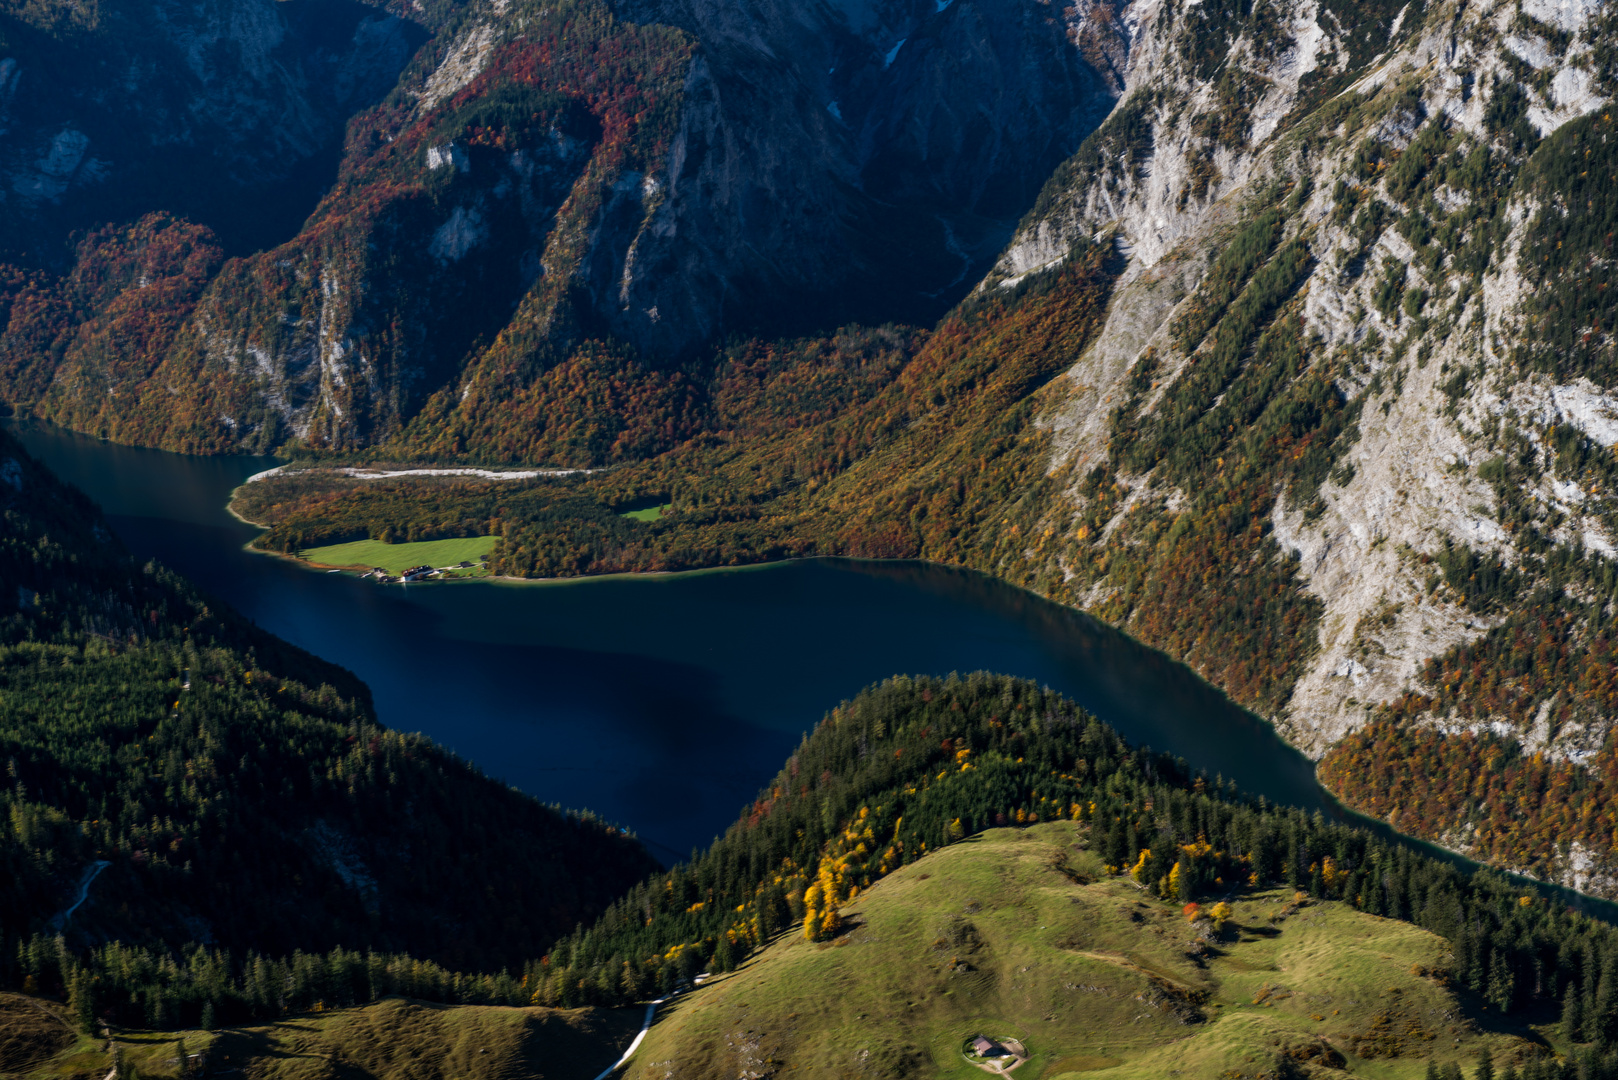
xmin=358 ymin=561 xmax=476 ymax=584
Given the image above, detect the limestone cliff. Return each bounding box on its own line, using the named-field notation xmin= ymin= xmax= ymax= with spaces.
xmin=0 ymin=0 xmax=416 ymax=257
xmin=1 ymin=0 xmax=1127 ymax=453
xmin=983 ymin=0 xmax=1618 ymax=891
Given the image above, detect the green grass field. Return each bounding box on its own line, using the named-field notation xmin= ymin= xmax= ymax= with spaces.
xmin=297 ymin=536 xmax=497 ymax=576
xmin=632 ymin=822 xmax=1543 ymax=1078
xmin=0 ymin=993 xmax=640 ymax=1080
xmin=620 ymin=504 xmax=669 ymax=522
xmin=1 ymin=827 xmax=1559 ymax=1080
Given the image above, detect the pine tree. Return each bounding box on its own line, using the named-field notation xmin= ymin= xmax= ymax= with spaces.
xmin=1488 ymin=950 xmax=1517 ymax=1014
xmin=1476 ymin=1046 xmax=1495 ymax=1080
xmin=67 ymin=970 xmax=96 ymax=1034
xmin=1564 ymin=988 xmax=1586 ymax=1043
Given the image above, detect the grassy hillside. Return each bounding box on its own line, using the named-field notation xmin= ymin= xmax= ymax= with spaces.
xmin=492 ymin=673 xmax=1618 ymax=1080
xmin=0 ymin=990 xmax=641 ymax=1080
xmin=0 ymin=426 xmax=659 ymax=1022
xmin=633 ymin=821 xmax=1529 ymax=1078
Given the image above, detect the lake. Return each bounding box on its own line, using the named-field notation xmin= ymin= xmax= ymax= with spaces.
xmin=9 ymin=419 xmax=1332 ymax=863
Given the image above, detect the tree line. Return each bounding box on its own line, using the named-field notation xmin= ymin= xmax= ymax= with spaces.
xmin=0 ymin=428 xmax=658 ymax=976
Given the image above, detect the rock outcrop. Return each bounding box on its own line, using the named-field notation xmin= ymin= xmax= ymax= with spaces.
xmin=0 ymin=0 xmax=416 ymax=258
xmin=1 ymin=0 xmax=1128 ymax=452
xmin=982 ymin=0 xmax=1618 ymax=890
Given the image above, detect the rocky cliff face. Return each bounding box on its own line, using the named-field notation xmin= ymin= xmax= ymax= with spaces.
xmin=0 ymin=0 xmax=417 ymax=258
xmin=978 ymin=0 xmax=1618 ymax=890
xmin=1 ymin=0 xmax=1125 ymax=452
xmin=602 ymin=0 xmax=1125 ymax=353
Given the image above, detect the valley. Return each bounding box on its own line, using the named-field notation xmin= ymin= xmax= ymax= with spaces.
xmin=51 ymin=0 xmax=1601 ymax=903
xmin=7 ymin=417 xmax=1333 ymax=863
xmin=4 ymin=0 xmax=1618 ymax=1072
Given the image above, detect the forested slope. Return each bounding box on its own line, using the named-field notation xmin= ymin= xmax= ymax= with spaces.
xmin=37 ymin=672 xmax=1618 ymax=1074
xmin=16 ymin=620 xmax=1618 ymax=1077
xmin=234 ymin=0 xmax=1618 ymax=906
xmin=7 ymin=0 xmax=1618 ymax=923
xmin=0 ymin=426 xmax=658 ymax=984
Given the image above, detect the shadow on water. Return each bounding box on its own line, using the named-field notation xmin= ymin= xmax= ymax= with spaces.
xmin=8 ymin=419 xmax=1618 ymax=915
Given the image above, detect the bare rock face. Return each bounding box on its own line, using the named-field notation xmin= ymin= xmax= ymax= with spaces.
xmin=601 ymin=0 xmax=1127 ymax=355
xmin=980 ymin=0 xmax=1618 ymax=891
xmin=0 ymin=0 xmax=417 ymax=259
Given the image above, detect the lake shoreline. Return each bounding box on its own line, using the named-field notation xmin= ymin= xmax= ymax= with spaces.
xmin=13 ymin=416 xmax=1618 ymax=915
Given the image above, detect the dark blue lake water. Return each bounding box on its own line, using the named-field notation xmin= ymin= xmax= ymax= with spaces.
xmin=10 ymin=420 xmax=1329 ymax=863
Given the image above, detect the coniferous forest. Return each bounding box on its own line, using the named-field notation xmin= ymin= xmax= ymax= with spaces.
xmin=8 ymin=408 xmax=1618 ymax=1073
xmin=0 ymin=428 xmax=657 ymax=989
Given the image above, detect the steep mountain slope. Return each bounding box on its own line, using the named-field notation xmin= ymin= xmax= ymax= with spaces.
xmin=972 ymin=0 xmax=1618 ymax=894
xmin=219 ymin=0 xmax=1618 ymax=904
xmin=0 ymin=425 xmax=658 ymax=974
xmin=0 ymin=0 xmax=418 ymax=259
xmin=0 ymin=0 xmax=1125 ymax=453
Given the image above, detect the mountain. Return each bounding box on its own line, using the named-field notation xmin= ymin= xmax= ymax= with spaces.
xmin=0 ymin=425 xmax=658 ymax=980
xmin=0 ymin=0 xmax=1121 ymax=453
xmin=971 ymin=0 xmax=1618 ymax=898
xmin=4 ymin=0 xmax=1618 ymax=911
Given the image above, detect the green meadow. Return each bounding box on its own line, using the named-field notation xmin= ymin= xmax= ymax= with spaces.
xmin=632 ymin=822 xmax=1539 ymax=1078
xmin=296 ymin=536 xmax=497 ymax=576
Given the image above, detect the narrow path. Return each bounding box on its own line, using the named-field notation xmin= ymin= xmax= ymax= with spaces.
xmin=51 ymin=860 xmax=110 ymax=930
xmin=590 ymin=996 xmax=666 ymax=1080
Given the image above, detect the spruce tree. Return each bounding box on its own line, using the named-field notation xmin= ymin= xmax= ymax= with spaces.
xmin=712 ymin=935 xmax=736 ymax=974
xmin=1594 ymin=952 xmax=1618 ymax=1047
xmin=1488 ymin=950 xmax=1517 ymax=1013
xmin=1564 ymin=988 xmax=1585 ymax=1043
xmin=67 ymin=970 xmax=96 ymax=1034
